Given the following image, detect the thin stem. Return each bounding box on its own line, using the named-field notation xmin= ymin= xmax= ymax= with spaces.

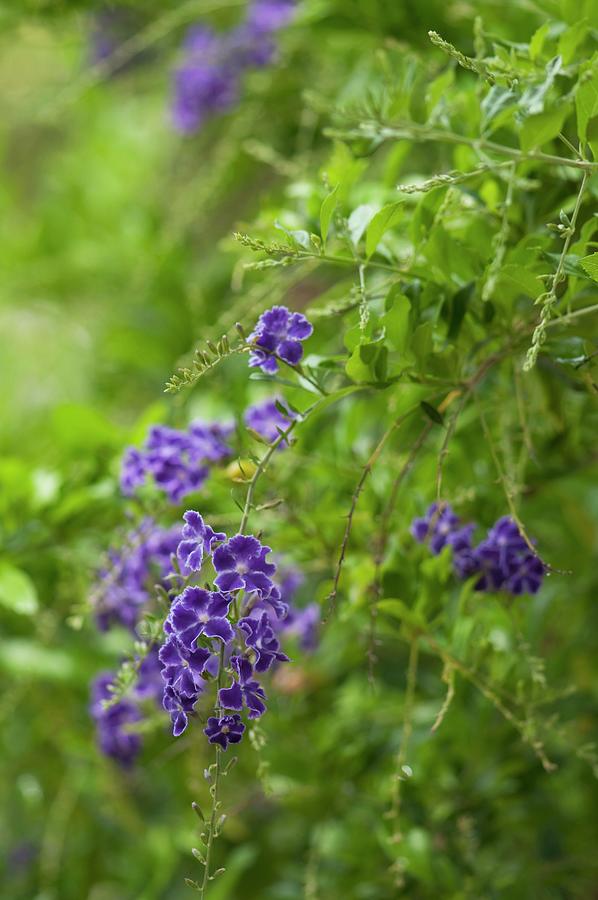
xmin=239 ymin=387 xmax=366 ymax=534
xmin=325 ymin=405 xmax=422 ymax=619
xmin=387 ymin=637 xmax=419 ymax=839
xmin=293 ymin=250 xmax=426 ymax=278
xmin=476 ymin=399 xmax=537 ymax=554
xmin=239 ymin=415 xmax=308 ymax=535
xmin=524 ymin=169 xmax=589 ymax=370
xmin=420 ymin=631 xmax=556 ymax=773
xmin=482 ymin=162 xmax=516 ymax=302
xmin=368 ymin=424 xmax=432 ymax=685
xmin=198 ymin=643 xmax=226 ymax=898
xmin=558 ymin=133 xmax=582 ymax=159
xmin=545 ymin=303 xmax=598 ymax=327
xmin=328 ymin=121 xmax=598 ymax=172
xmin=435 ymin=391 xmax=468 ymax=503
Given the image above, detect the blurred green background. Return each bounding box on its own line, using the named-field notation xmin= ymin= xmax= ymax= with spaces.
xmin=2 ymin=1 xmax=598 ymax=898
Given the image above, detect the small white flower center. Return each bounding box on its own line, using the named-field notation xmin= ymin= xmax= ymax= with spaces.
xmin=237 ymin=562 xmax=249 ymax=574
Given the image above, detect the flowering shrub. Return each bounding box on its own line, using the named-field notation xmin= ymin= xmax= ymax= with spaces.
xmin=3 ymin=2 xmax=598 ymax=899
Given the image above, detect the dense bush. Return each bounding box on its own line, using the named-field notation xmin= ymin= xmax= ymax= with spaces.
xmin=1 ymin=1 xmax=598 ymax=898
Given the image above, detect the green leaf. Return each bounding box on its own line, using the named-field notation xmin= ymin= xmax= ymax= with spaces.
xmin=348 ymin=204 xmax=379 ymax=247
xmin=320 ymin=185 xmax=338 ymax=245
xmin=519 ymin=56 xmax=562 ymax=118
xmin=558 ymin=20 xmax=589 ymax=66
xmin=365 ymin=201 xmax=404 ymax=257
xmin=529 ymin=22 xmax=551 ymax=61
xmin=576 ymin=60 xmax=598 ymax=142
xmin=345 ymin=338 xmax=386 ymax=383
xmin=420 ymin=401 xmax=444 ymax=425
xmin=520 ymin=106 xmax=568 ymax=151
xmin=411 ymin=321 xmax=433 ymax=371
xmin=580 ymin=252 xmax=598 ymax=281
xmin=345 ymin=346 xmax=374 ymax=383
xmin=377 ymin=599 xmax=425 ymax=629
xmin=495 ymin=264 xmax=542 ymax=302
xmin=374 ymin=345 xmax=388 ymax=382
xmin=323 ymin=141 xmax=367 ymax=200
xmin=447 ymin=282 xmax=474 ymax=340
xmin=0 ymin=562 xmax=39 ymax=616
xmin=382 ymin=289 xmax=411 ymax=354
xmin=275 ymin=222 xmax=311 ymax=250
xmin=425 ymin=67 xmax=454 ymax=117
xmin=359 ymin=341 xmax=379 ymax=364
xmin=481 ymin=86 xmax=517 ymax=132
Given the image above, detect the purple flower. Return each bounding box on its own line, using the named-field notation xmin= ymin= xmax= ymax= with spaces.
xmin=411 ymin=502 xmax=461 ymax=554
xmin=170 ymin=0 xmax=295 ymax=136
xmin=134 ymin=648 xmax=164 ymax=704
xmin=219 ymin=656 xmax=267 ymax=718
xmin=163 ymin=685 xmax=199 ymax=738
xmin=159 ymin=635 xmax=212 ymax=696
xmin=91 ymin=674 xmax=142 ymax=766
xmin=120 ymin=448 xmax=147 ymax=495
xmin=248 ymin=305 xmax=313 ymax=374
xmin=177 ymin=510 xmax=226 ymax=571
xmin=228 ymin=22 xmax=277 ymax=68
xmin=281 ymin=602 xmax=320 ymax=650
xmin=213 ymin=534 xmax=276 ymax=597
xmin=277 ymin=564 xmax=303 ymax=605
xmin=239 ymin=611 xmax=290 ymax=672
xmin=166 ymin=586 xmax=234 ymax=648
xmin=120 ymin=420 xmax=232 ymax=504
xmin=244 ymin=397 xmax=296 ymax=448
xmin=247 ymin=0 xmax=295 ymax=32
xmin=171 ymin=26 xmax=239 ymax=134
xmin=204 ymin=714 xmax=245 ymax=750
xmin=412 ymin=506 xmax=546 ymax=597
xmin=505 ymin=553 xmax=545 ymax=595
xmin=93 ymin=521 xmax=182 ymax=633
xmin=159 ymin=634 xmax=215 ymax=736
xmin=446 ymin=524 xmax=479 ymax=579
xmin=474 ymin=517 xmax=545 ymax=595
xmin=188 ymin=420 xmax=234 ymax=462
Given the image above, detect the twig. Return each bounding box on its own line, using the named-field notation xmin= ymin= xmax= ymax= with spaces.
xmin=420 ymin=632 xmax=557 ymax=773
xmin=387 ymin=637 xmax=420 ymax=841
xmin=325 ymin=405 xmax=423 ymax=619
xmin=367 ymin=424 xmax=432 ymax=685
xmin=326 ymin=121 xmax=598 ymax=172
xmin=524 ymin=169 xmax=589 ymax=370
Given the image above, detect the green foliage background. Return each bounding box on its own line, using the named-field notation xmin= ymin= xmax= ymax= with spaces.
xmin=1 ymin=0 xmax=598 ymax=897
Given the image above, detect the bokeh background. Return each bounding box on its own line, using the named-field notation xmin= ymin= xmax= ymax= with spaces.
xmin=2 ymin=1 xmax=598 ymax=898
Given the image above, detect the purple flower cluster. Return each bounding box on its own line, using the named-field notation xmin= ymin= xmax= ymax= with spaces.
xmin=411 ymin=504 xmax=546 ymax=596
xmin=90 ymin=648 xmax=163 ymax=767
xmin=91 ymin=674 xmax=142 ymax=766
xmin=248 ymin=305 xmax=313 ymax=374
xmin=92 ymin=520 xmax=183 ymax=632
xmin=120 ymin=420 xmax=233 ymax=504
xmin=172 ymin=0 xmax=295 ymax=134
xmin=475 ymin=517 xmax=545 ymax=594
xmin=158 ymin=510 xmax=291 ymax=745
xmin=244 ymin=397 xmax=296 ymax=447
